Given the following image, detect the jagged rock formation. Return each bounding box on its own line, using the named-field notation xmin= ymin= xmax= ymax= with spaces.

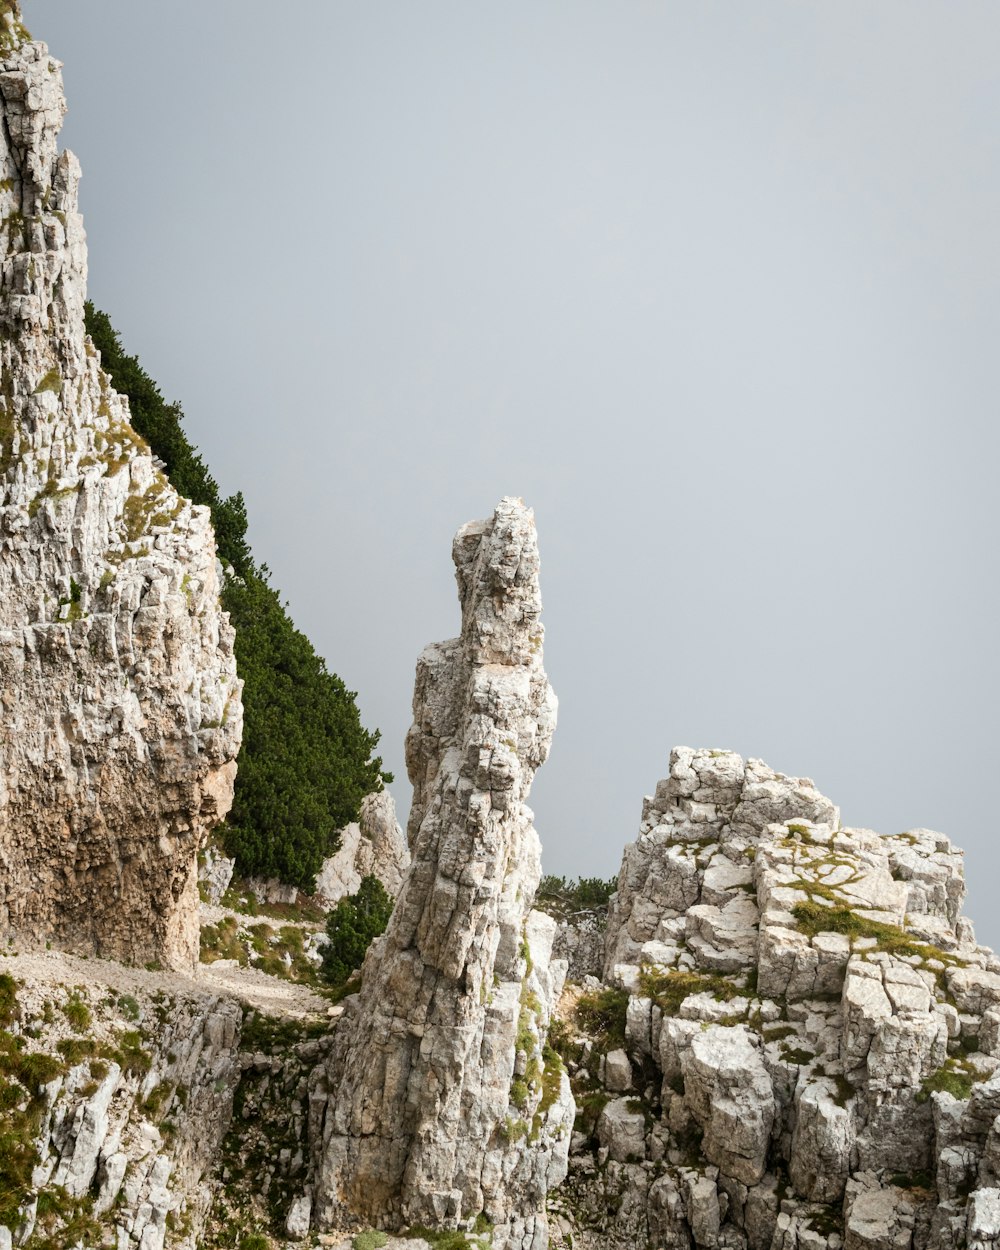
xmin=312 ymin=498 xmax=574 ymax=1248
xmin=0 ymin=956 xmax=243 ymax=1250
xmin=313 ymin=789 xmax=410 ymax=906
xmin=550 ymin=748 xmax=1000 ymax=1250
xmin=238 ymin=789 xmax=411 ymax=910
xmin=0 ymin=19 xmax=242 ymax=971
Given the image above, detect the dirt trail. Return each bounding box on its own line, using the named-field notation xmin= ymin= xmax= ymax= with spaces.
xmin=0 ymin=947 xmax=330 ymax=1022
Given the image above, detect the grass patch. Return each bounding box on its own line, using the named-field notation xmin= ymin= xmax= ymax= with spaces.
xmin=916 ymin=1057 xmax=985 ymax=1104
xmin=791 ymin=900 xmax=962 ymax=977
xmin=637 ymin=966 xmax=742 ymax=1015
xmin=201 ymin=916 xmax=248 ymax=965
xmin=0 ymin=973 xmax=17 ymax=1027
xmin=32 ymin=367 xmax=61 ymax=395
xmin=574 ymin=987 xmax=629 ymax=1047
xmin=403 ymin=1227 xmax=486 ymax=1249
xmin=353 ymin=1234 xmax=388 ymax=1250
xmin=780 ymin=1045 xmax=815 ymax=1066
xmin=62 ymin=993 xmax=91 ymax=1032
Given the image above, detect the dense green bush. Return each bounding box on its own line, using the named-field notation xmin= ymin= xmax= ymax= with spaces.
xmin=86 ymin=305 xmax=253 ymax=578
xmin=86 ymin=305 xmax=389 ymax=890
xmin=322 ymin=875 xmax=394 ymax=987
xmin=536 ymin=875 xmax=618 ymax=917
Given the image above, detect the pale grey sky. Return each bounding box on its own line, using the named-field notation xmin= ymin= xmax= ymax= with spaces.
xmin=27 ymin=3 xmax=1000 ymax=943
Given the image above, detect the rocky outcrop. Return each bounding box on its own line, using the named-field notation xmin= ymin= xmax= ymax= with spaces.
xmin=0 ymin=959 xmax=243 ymax=1250
xmin=0 ymin=19 xmax=242 ymax=971
xmin=233 ymin=790 xmax=409 ymax=910
xmin=553 ymin=748 xmax=1000 ymax=1250
xmin=312 ymin=498 xmax=573 ymax=1248
xmin=313 ymin=789 xmax=410 ymax=906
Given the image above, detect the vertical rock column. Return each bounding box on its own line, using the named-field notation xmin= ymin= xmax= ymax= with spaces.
xmin=0 ymin=13 xmax=242 ymax=971
xmin=313 ymin=498 xmax=573 ymax=1249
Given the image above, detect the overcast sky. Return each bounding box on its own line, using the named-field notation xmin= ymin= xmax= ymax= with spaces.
xmin=27 ymin=2 xmax=1000 ymax=944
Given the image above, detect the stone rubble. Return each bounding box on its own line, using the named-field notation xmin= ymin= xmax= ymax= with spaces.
xmin=550 ymin=747 xmax=1000 ymax=1250
xmin=311 ymin=498 xmax=573 ymax=1249
xmin=0 ymin=25 xmax=242 ymax=972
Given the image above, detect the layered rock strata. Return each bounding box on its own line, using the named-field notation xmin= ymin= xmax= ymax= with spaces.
xmin=552 ymin=748 xmax=1000 ymax=1250
xmin=0 ymin=19 xmax=242 ymax=970
xmin=313 ymin=498 xmax=573 ymax=1248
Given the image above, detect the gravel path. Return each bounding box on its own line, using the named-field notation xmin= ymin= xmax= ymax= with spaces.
xmin=0 ymin=947 xmax=329 ymax=1022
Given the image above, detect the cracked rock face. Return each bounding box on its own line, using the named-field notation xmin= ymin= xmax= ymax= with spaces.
xmin=313 ymin=498 xmax=573 ymax=1249
xmin=312 ymin=790 xmax=411 ymax=906
xmin=552 ymin=747 xmax=1000 ymax=1250
xmin=0 ymin=29 xmax=242 ymax=971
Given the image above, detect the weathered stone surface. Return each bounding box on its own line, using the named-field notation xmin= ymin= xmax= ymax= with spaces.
xmin=682 ymin=1024 xmax=774 ymax=1185
xmin=0 ymin=958 xmax=243 ymax=1250
xmin=597 ymin=1098 xmax=646 ymax=1163
xmin=0 ymin=33 xmax=241 ymax=972
xmin=313 ymin=499 xmax=572 ymax=1248
xmin=605 ymin=749 xmax=837 ymax=973
xmin=555 ymin=749 xmax=1000 ymax=1250
xmin=313 ymin=790 xmax=410 ymax=905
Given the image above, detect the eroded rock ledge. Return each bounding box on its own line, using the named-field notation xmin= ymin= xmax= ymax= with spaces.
xmin=550 ymin=748 xmax=1000 ymax=1250
xmin=0 ymin=27 xmax=242 ymax=971
xmin=312 ymin=497 xmax=573 ymax=1249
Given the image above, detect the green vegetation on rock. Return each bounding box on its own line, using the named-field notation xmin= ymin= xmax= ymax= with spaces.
xmin=536 ymin=875 xmax=617 ymax=918
xmin=322 ymin=875 xmax=394 ymax=987
xmin=573 ymin=987 xmax=628 ymax=1048
xmin=85 ymin=305 xmax=390 ymax=891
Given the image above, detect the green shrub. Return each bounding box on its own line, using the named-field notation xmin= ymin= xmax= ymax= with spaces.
xmin=238 ymin=1236 xmax=271 ymax=1250
xmin=62 ymin=994 xmax=91 ymax=1032
xmin=86 ymin=304 xmax=390 ymax=891
xmin=574 ymin=987 xmax=629 ymax=1047
xmin=0 ymin=973 xmax=17 ymax=1027
xmin=322 ymin=876 xmax=394 ymax=987
xmin=536 ymin=875 xmax=618 ymax=917
xmin=637 ymin=967 xmax=741 ymax=1015
xmin=353 ymin=1233 xmax=389 ymax=1250
xmin=916 ymin=1057 xmax=984 ymax=1103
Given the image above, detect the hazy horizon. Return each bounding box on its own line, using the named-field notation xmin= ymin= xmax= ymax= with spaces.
xmin=27 ymin=2 xmax=1000 ymax=943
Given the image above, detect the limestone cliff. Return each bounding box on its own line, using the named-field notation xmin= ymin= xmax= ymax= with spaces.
xmin=312 ymin=497 xmax=573 ymax=1248
xmin=551 ymin=748 xmax=1000 ymax=1250
xmin=0 ymin=18 xmax=242 ymax=971
xmin=0 ymin=953 xmax=244 ymax=1250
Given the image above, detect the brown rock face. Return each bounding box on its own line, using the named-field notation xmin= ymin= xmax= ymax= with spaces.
xmin=312 ymin=498 xmax=573 ymax=1250
xmin=0 ymin=23 xmax=242 ymax=971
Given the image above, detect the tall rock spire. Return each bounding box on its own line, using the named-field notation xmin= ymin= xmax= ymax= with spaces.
xmin=0 ymin=30 xmax=242 ymax=969
xmin=313 ymin=497 xmax=573 ymax=1249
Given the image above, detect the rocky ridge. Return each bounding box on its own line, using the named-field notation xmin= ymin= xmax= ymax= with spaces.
xmin=311 ymin=498 xmax=573 ymax=1248
xmin=0 ymin=19 xmax=242 ymax=972
xmin=0 ymin=952 xmax=245 ymax=1250
xmin=548 ymin=748 xmax=1000 ymax=1250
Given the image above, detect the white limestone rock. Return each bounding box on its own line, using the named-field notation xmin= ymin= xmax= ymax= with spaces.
xmin=0 ymin=33 xmax=241 ymax=971
xmin=313 ymin=789 xmax=411 ymax=905
xmin=597 ymin=1099 xmax=647 ymax=1163
xmin=789 ymin=1078 xmax=853 ymax=1203
xmin=604 ymin=1049 xmax=633 ymax=1093
xmin=557 ymin=751 xmax=1000 ymax=1249
xmin=312 ymin=499 xmax=571 ymax=1248
xmin=681 ymin=1025 xmax=775 ymax=1185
